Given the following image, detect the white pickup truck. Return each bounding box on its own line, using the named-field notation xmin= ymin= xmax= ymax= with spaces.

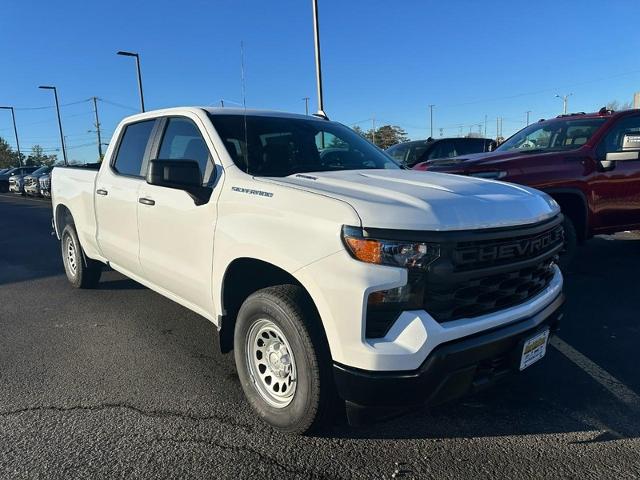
xmin=52 ymin=107 xmax=565 ymax=433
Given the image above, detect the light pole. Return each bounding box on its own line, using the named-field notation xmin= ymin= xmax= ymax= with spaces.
xmin=0 ymin=106 xmax=22 ymax=166
xmin=555 ymin=93 xmax=572 ymax=115
xmin=428 ymin=104 xmax=435 ymax=138
xmin=311 ymin=0 xmax=327 ymax=118
xmin=38 ymin=85 xmax=68 ymax=166
xmin=92 ymin=97 xmax=103 ymax=160
xmin=117 ymin=50 xmax=145 ymax=112
xmin=302 ymin=97 xmax=310 ymax=115
xmin=525 ymin=110 xmax=531 ymax=126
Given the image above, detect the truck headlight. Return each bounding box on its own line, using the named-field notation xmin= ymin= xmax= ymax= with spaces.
xmin=342 ymin=226 xmax=438 ymax=338
xmin=341 ymin=226 xmax=440 ymax=269
xmin=468 ymin=171 xmax=507 ymax=180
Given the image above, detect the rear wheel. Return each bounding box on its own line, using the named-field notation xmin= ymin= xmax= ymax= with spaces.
xmin=61 ymin=224 xmax=102 ymax=288
xmin=234 ymin=285 xmax=335 ymax=434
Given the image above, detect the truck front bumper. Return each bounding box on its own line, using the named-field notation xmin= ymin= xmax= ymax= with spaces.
xmin=333 ymin=292 xmax=564 ymax=408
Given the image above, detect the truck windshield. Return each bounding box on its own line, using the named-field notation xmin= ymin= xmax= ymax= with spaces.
xmin=208 ymin=114 xmax=400 ymax=176
xmin=496 ymin=118 xmax=606 ymax=153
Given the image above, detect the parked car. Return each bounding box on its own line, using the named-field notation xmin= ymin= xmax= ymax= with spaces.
xmin=386 ymin=137 xmax=496 ymax=168
xmin=23 ymin=166 xmax=53 ymax=196
xmin=52 ymin=107 xmax=564 ymax=433
xmin=39 ymin=171 xmax=52 ymax=198
xmin=0 ymin=167 xmax=21 ymax=192
xmin=6 ymin=166 xmax=40 ymax=194
xmin=414 ymin=108 xmax=640 ymax=265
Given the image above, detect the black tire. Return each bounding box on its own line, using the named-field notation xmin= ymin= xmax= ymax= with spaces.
xmin=234 ymin=285 xmax=336 ymax=434
xmin=61 ymin=224 xmax=102 ymax=288
xmin=559 ymin=215 xmax=578 ymax=270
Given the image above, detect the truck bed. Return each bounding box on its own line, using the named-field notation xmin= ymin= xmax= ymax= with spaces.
xmin=51 ymin=166 xmax=102 ymax=261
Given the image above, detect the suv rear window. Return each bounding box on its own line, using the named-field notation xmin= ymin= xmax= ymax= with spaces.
xmin=113 ymin=120 xmax=155 ymax=177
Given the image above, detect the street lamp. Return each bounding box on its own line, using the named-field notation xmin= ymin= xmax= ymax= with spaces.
xmin=302 ymin=97 xmax=310 ymax=115
xmin=0 ymin=106 xmax=22 ymax=166
xmin=311 ymin=0 xmax=327 ymax=118
xmin=117 ymin=50 xmax=145 ymax=112
xmin=38 ymin=85 xmax=68 ymax=166
xmin=555 ymin=93 xmax=573 ymax=115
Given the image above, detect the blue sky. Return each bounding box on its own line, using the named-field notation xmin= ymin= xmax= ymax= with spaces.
xmin=2 ymin=0 xmax=640 ymax=163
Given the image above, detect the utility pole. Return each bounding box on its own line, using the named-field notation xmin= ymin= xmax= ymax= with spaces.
xmin=555 ymin=93 xmax=572 ymax=115
xmin=91 ymin=97 xmax=103 ymax=160
xmin=484 ymin=115 xmax=487 ymax=137
xmin=496 ymin=117 xmax=500 ymax=139
xmin=302 ymin=97 xmax=310 ymax=115
xmin=117 ymin=50 xmax=146 ymax=112
xmin=439 ymin=128 xmax=443 ymax=137
xmin=428 ymin=104 xmax=435 ymax=138
xmin=311 ymin=0 xmax=326 ymax=117
xmin=220 ymin=99 xmax=225 ymax=108
xmin=525 ymin=110 xmax=531 ymax=126
xmin=372 ymin=116 xmax=376 ymax=146
xmin=0 ymin=106 xmax=21 ymax=166
xmin=39 ymin=85 xmax=68 ymax=166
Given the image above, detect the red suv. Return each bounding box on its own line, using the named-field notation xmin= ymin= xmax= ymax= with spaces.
xmin=414 ymin=108 xmax=640 ymax=264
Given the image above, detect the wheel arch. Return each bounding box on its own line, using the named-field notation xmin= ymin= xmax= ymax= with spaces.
xmin=544 ymin=188 xmax=590 ymax=242
xmin=218 ymin=257 xmax=330 ymax=356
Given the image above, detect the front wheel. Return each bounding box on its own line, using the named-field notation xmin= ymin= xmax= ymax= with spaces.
xmin=234 ymin=285 xmax=335 ymax=434
xmin=61 ymin=224 xmax=102 ymax=288
xmin=558 ymin=216 xmax=578 ymax=270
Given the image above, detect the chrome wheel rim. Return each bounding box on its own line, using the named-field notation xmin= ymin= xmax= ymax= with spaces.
xmin=246 ymin=319 xmax=297 ymax=408
xmin=65 ymin=236 xmax=78 ymax=277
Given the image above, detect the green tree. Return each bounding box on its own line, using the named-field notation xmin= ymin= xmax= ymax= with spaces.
xmin=26 ymin=145 xmax=57 ymax=166
xmin=367 ymin=125 xmax=409 ymax=149
xmin=0 ymin=137 xmax=20 ymax=169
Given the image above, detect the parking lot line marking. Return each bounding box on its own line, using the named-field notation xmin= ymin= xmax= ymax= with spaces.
xmin=550 ymin=336 xmax=640 ymax=410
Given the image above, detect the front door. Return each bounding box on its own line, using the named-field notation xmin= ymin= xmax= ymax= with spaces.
xmin=592 ymin=115 xmax=640 ymax=230
xmin=137 ymin=115 xmax=219 ymax=312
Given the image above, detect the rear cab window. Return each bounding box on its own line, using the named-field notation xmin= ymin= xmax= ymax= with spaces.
xmin=112 ymin=120 xmax=156 ymax=177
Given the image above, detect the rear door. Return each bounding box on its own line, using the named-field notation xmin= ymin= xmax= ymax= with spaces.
xmin=95 ymin=119 xmax=157 ymax=276
xmin=593 ymin=115 xmax=640 ymax=229
xmin=137 ymin=115 xmax=219 ymax=312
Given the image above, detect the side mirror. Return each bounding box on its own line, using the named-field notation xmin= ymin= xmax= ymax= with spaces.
xmin=146 ymin=159 xmax=202 ymax=189
xmin=146 ymin=159 xmax=212 ymax=205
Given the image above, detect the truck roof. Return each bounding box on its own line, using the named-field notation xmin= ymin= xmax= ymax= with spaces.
xmin=541 ymin=107 xmax=639 ymax=123
xmin=119 ymin=106 xmax=322 ymax=123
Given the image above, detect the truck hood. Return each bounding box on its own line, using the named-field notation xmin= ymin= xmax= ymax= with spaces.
xmin=263 ymin=169 xmax=559 ymax=231
xmin=422 ymin=149 xmax=567 ymax=171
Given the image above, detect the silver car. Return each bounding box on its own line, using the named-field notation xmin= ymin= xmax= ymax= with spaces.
xmin=7 ymin=166 xmax=40 ymax=194
xmin=24 ymin=166 xmax=52 ymax=196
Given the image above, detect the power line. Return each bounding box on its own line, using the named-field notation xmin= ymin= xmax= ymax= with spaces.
xmin=13 ymin=98 xmax=91 ymax=111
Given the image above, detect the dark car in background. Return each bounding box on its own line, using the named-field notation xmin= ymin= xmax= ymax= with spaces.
xmin=8 ymin=166 xmax=40 ymax=194
xmin=386 ymin=137 xmax=496 ymax=168
xmin=23 ymin=166 xmax=53 ymax=196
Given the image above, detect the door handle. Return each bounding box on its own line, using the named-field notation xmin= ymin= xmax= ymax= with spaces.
xmin=96 ymin=188 xmax=108 ymax=196
xmin=138 ymin=197 xmax=155 ymax=206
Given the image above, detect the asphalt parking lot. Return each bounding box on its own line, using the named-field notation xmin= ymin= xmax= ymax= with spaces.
xmin=0 ymin=193 xmax=639 ymax=479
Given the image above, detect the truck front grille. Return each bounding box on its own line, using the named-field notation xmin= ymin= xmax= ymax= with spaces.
xmin=422 ymin=217 xmax=563 ymax=323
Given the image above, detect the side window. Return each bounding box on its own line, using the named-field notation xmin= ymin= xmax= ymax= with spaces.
xmin=410 ymin=144 xmax=430 ymax=165
xmin=427 ymin=141 xmax=457 ymax=160
xmin=597 ymin=116 xmax=640 ymax=157
xmin=387 ymin=144 xmax=409 ymax=164
xmin=113 ymin=120 xmax=155 ymax=177
xmin=158 ymin=117 xmax=213 ymax=185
